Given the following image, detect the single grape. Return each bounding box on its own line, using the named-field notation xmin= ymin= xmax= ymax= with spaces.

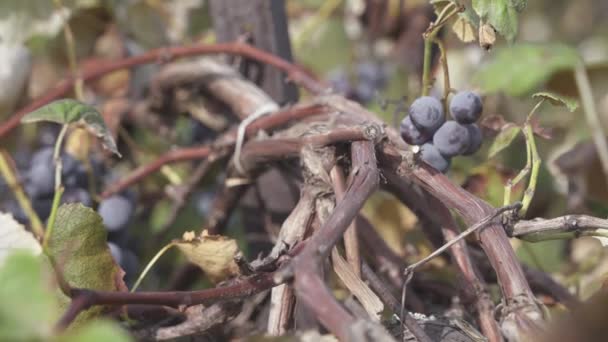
xmin=108 ymin=242 xmax=139 ymax=283
xmin=98 ymin=195 xmax=134 ymax=232
xmin=194 ymin=190 xmax=215 ymax=217
xmin=419 ymin=143 xmax=451 ymax=173
xmin=38 ymin=125 xmax=59 ymax=147
xmin=327 ymin=68 xmax=352 ymax=95
xmin=400 ymin=115 xmax=432 ymax=145
xmin=433 ymin=120 xmax=471 ymax=157
xmin=356 ymin=61 xmax=387 ymax=88
xmin=27 ymin=149 xmax=55 ymax=198
xmin=2 ymin=200 xmax=27 ymax=223
xmin=13 ymin=147 xmax=32 ymax=171
xmin=62 ymin=154 xmax=88 ymax=189
xmin=31 ymin=147 xmax=53 ymax=165
xmin=0 ymin=177 xmax=8 ymax=200
xmin=354 ymin=81 xmax=376 ymax=104
xmin=191 ymin=119 xmax=216 ymax=144
xmin=108 ymin=242 xmax=122 ymax=264
xmin=450 ymin=91 xmax=483 ymax=124
xmin=462 ymin=124 xmax=483 ymax=156
xmin=409 ymin=96 xmax=445 ymax=134
xmin=62 ymin=188 xmax=93 ymax=207
xmin=32 ymin=197 xmax=53 ymax=220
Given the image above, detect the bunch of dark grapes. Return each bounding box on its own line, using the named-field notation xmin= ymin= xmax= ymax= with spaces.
xmin=327 ymin=61 xmax=388 ymax=105
xmin=0 ymin=133 xmax=139 ymax=283
xmin=0 ymin=147 xmax=96 ymax=222
xmin=400 ymin=91 xmax=483 ymax=173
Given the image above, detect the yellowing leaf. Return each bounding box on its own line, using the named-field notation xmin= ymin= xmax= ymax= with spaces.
xmin=65 ymin=128 xmax=92 ymax=162
xmin=175 ymin=231 xmax=241 ymax=284
xmin=47 ymin=204 xmax=127 ymax=326
xmin=0 ymin=212 xmax=41 ymax=267
xmin=452 ymin=16 xmax=477 ymax=43
xmin=479 ymin=23 xmax=496 ymax=50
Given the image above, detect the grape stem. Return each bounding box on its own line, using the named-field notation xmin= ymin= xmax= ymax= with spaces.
xmin=43 ymin=124 xmax=69 ymax=251
xmin=574 ymin=61 xmax=608 ymax=185
xmin=402 ymin=202 xmax=522 ymax=280
xmin=131 ymin=242 xmax=177 ymax=293
xmin=503 ymin=100 xmax=544 ymax=217
xmin=420 ymin=3 xmax=462 ymax=97
xmin=433 ymin=38 xmax=453 ymax=114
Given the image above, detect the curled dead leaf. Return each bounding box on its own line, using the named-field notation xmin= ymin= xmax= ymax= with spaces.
xmin=479 ymin=23 xmax=496 ymax=50
xmin=481 ymin=114 xmax=510 ymax=134
xmin=175 ymin=231 xmax=241 ymax=283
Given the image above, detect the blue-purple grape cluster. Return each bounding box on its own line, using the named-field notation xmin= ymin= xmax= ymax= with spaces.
xmin=0 ymin=133 xmax=139 ymax=283
xmin=0 ymin=146 xmax=96 ymax=222
xmin=400 ymin=91 xmax=483 ymax=173
xmin=327 ymin=61 xmax=388 ymax=105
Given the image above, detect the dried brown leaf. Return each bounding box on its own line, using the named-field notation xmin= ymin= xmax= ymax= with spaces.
xmin=175 ymin=230 xmax=241 ymax=283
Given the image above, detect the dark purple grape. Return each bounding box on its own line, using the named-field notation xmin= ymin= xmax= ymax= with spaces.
xmin=62 ymin=188 xmax=93 ymax=207
xmin=356 ymin=61 xmax=387 ymax=88
xmin=98 ymin=195 xmax=134 ymax=232
xmin=0 ymin=177 xmax=8 ymax=201
xmin=62 ymin=154 xmax=88 ymax=188
xmin=108 ymin=242 xmax=139 ymax=284
xmin=13 ymin=147 xmax=32 ymax=171
xmin=400 ymin=116 xmax=432 ymax=145
xmin=194 ymin=190 xmax=215 ymax=217
xmin=409 ymin=96 xmax=445 ymax=134
xmin=32 ymin=197 xmax=53 ymax=221
xmin=463 ymin=124 xmax=483 ymax=156
xmin=354 ymin=81 xmax=376 ymax=104
xmin=38 ymin=125 xmax=60 ymax=146
xmin=327 ymin=68 xmax=352 ymax=95
xmin=2 ymin=195 xmax=51 ymax=222
xmin=108 ymin=242 xmax=122 ymax=263
xmin=2 ymin=200 xmax=27 ymax=223
xmin=433 ymin=121 xmax=471 ymax=157
xmin=450 ymin=91 xmax=482 ymax=124
xmin=27 ymin=148 xmax=94 ymax=197
xmin=191 ymin=119 xmax=216 ymax=144
xmin=27 ymin=148 xmax=55 ymax=198
xmin=31 ymin=147 xmax=53 ymax=165
xmin=419 ymin=143 xmax=451 ymax=173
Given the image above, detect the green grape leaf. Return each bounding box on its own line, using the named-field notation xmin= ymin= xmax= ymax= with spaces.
xmin=0 ymin=251 xmax=60 ymax=341
xmin=57 ymin=320 xmax=132 ymax=342
xmin=509 ymin=0 xmax=527 ymax=12
xmin=0 ymin=212 xmax=42 ymax=267
xmin=532 ymin=92 xmax=579 ymax=112
xmin=21 ymin=99 xmax=121 ymax=157
xmin=472 ymin=0 xmax=526 ymax=42
xmin=488 ymin=125 xmax=521 ymax=158
xmin=473 ymin=43 xmax=580 ymax=96
xmin=47 ymin=203 xmax=127 ymax=326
